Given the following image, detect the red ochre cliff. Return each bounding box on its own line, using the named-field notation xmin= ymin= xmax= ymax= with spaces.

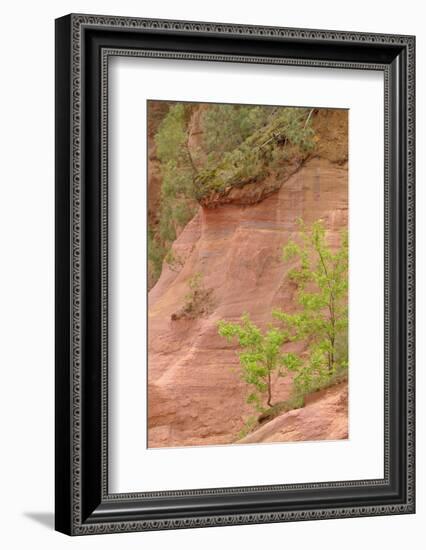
xmin=147 ymin=107 xmax=348 ymax=448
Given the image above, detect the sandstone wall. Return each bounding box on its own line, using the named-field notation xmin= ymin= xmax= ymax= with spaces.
xmin=148 ymin=157 xmax=348 ymax=447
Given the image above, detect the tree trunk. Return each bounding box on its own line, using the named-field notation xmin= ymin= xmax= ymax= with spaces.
xmin=330 ymin=335 xmax=335 ymax=372
xmin=328 ymin=293 xmax=336 ymax=372
xmin=267 ymin=371 xmax=273 ymax=407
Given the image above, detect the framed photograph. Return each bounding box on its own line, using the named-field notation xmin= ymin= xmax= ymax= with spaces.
xmin=55 ymin=14 xmax=415 ymax=535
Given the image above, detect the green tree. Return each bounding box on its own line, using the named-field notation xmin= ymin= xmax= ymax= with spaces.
xmin=218 ymin=314 xmax=301 ymax=410
xmin=149 ymin=104 xmax=198 ymax=287
xmin=274 ymin=219 xmax=348 ymax=392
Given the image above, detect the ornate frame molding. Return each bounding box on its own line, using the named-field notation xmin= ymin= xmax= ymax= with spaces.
xmin=55 ymin=13 xmax=415 ymax=535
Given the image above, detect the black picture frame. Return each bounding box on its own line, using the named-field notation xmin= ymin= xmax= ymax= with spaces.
xmin=55 ymin=13 xmax=415 ymax=536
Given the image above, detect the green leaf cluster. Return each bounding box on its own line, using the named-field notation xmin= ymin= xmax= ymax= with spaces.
xmin=274 ymin=218 xmax=348 ymax=393
xmin=218 ymin=313 xmax=301 ymax=410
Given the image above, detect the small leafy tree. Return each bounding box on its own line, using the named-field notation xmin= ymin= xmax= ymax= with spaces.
xmin=274 ymin=219 xmax=348 ymax=392
xmin=218 ymin=314 xmax=301 ymax=410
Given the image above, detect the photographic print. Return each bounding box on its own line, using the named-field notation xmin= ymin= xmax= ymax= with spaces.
xmin=56 ymin=16 xmax=415 ymax=534
xmin=147 ymin=101 xmax=348 ymax=449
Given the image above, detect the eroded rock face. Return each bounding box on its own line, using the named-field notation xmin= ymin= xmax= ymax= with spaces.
xmin=238 ymin=382 xmax=348 ymax=444
xmin=148 ymin=157 xmax=348 ymax=448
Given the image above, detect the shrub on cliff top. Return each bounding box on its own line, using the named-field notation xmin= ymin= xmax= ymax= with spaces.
xmin=194 ymin=107 xmax=316 ymax=202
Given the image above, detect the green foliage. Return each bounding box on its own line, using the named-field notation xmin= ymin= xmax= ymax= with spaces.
xmin=150 ymin=105 xmax=198 ymax=286
xmin=217 ymin=314 xmax=301 ymax=411
xmin=258 ymin=394 xmax=306 ymax=424
xmin=271 ymin=107 xmax=316 ymax=152
xmin=236 ymin=415 xmax=258 ymax=441
xmin=195 ymin=107 xmax=316 ymax=200
xmin=187 ymin=272 xmax=203 ymax=294
xmin=172 ymin=273 xmax=214 ymax=321
xmin=216 ymin=219 xmax=348 ymax=436
xmin=202 ymin=104 xmax=273 ymax=163
xmin=149 ymin=104 xmax=317 ymax=289
xmin=164 ymin=249 xmax=184 ymax=273
xmin=148 ymin=227 xmax=166 ymax=286
xmin=258 ymin=364 xmax=347 ymax=427
xmin=274 ymin=219 xmax=348 ymax=394
xmin=155 ymin=103 xmax=197 ymax=202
